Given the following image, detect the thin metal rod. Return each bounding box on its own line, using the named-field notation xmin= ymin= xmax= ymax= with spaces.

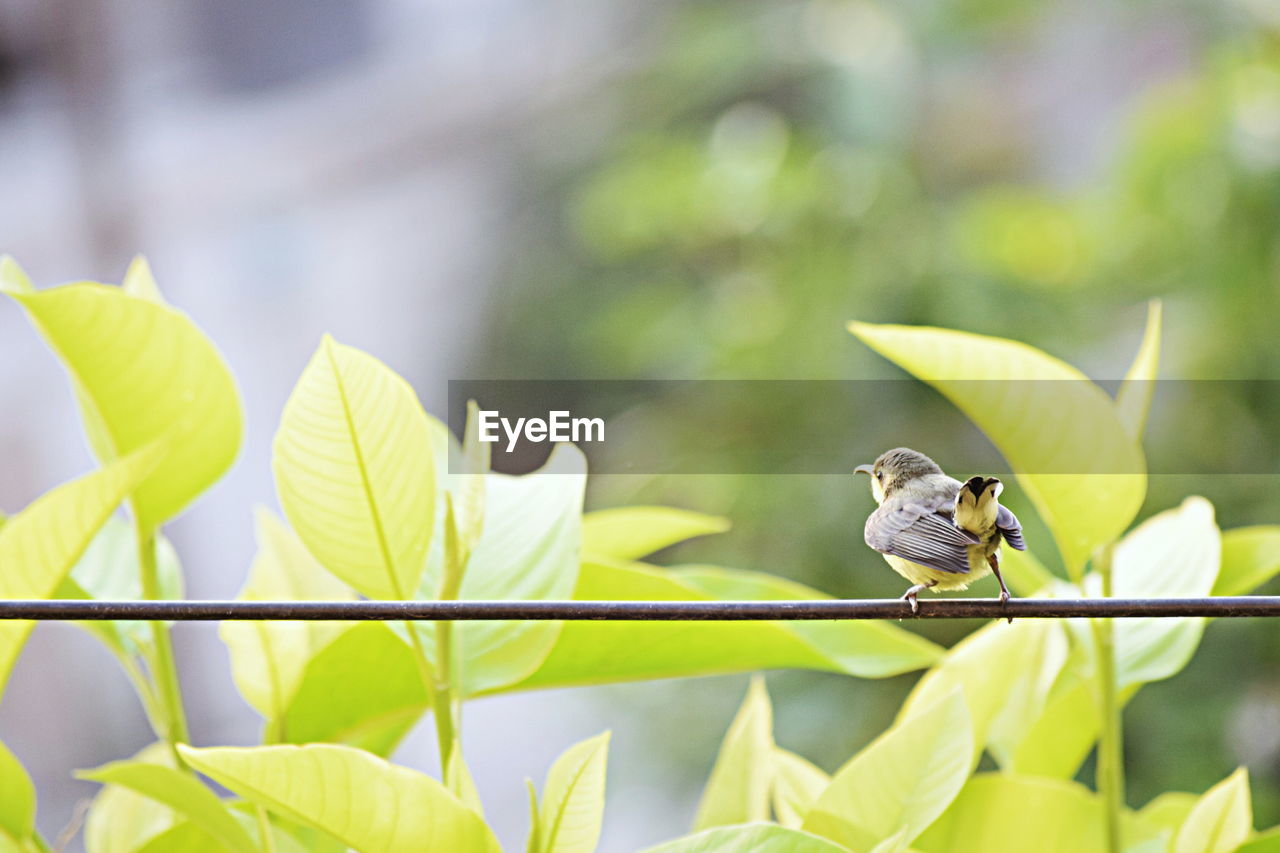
xmin=0 ymin=598 xmax=1276 ymax=621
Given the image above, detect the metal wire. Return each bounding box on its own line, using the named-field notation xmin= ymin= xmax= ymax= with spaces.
xmin=0 ymin=597 xmax=1276 ymax=621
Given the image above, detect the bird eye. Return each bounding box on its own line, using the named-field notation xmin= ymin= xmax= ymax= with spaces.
xmin=874 ymin=470 xmax=882 ymax=480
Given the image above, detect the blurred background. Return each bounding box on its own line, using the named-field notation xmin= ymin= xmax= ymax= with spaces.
xmin=1 ymin=0 xmax=1279 ymax=849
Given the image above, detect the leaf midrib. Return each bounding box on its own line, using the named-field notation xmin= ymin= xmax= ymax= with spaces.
xmin=325 ymin=343 xmax=404 ymax=600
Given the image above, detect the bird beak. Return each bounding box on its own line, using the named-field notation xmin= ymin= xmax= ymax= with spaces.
xmin=854 ymin=464 xmax=874 ymax=476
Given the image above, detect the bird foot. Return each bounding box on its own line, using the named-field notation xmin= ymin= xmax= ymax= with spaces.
xmin=998 ymin=589 xmax=1012 ymax=623
xmin=900 ymin=582 xmax=936 ymax=617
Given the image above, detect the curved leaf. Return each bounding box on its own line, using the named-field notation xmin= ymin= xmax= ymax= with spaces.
xmin=1215 ymin=526 xmax=1280 ymax=596
xmin=58 ymin=517 xmax=183 ymax=661
xmin=178 ymin=743 xmax=500 ymax=853
xmin=274 ymin=336 xmax=436 ymax=600
xmin=644 ymin=824 xmax=849 ymax=853
xmin=538 ymin=732 xmax=611 ymax=853
xmin=771 ymin=748 xmax=829 ymax=829
xmin=0 ymin=741 xmax=34 ymax=842
xmin=220 ymin=509 xmax=353 ymax=724
xmin=0 ymin=446 xmax=162 ymax=695
xmin=77 ymin=761 xmax=257 ymax=853
xmin=8 ymin=281 xmax=242 ymax=530
xmin=429 ymin=444 xmax=587 ymax=696
xmin=1175 ymin=768 xmax=1251 ymax=853
xmin=582 ymin=507 xmax=731 ymax=561
xmin=1116 ymin=300 xmax=1162 ymax=439
xmin=914 ymin=774 xmax=1104 ymax=853
xmin=280 ymin=623 xmax=427 ymax=756
xmin=694 ymin=678 xmax=773 ymax=831
xmin=504 ymin=560 xmax=941 ymax=694
xmin=803 ymin=690 xmax=971 ymax=852
xmin=901 ymin=617 xmax=1068 ymax=766
xmin=84 ymin=743 xmax=179 ymax=853
xmin=849 ymin=321 xmax=1146 ymax=576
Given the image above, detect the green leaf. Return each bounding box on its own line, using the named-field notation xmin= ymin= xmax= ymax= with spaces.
xmin=1215 ymin=526 xmax=1280 ymax=596
xmin=122 ymin=256 xmax=165 ymax=304
xmin=849 ymin=321 xmax=1146 ymax=577
xmin=1115 ymin=300 xmax=1162 ymax=440
xmin=274 ymin=336 xmax=436 ymax=600
xmin=1175 ymin=768 xmax=1252 ymax=853
xmin=1239 ymin=827 xmax=1280 ymax=852
xmin=178 ymin=743 xmax=501 ymax=853
xmin=506 ymin=561 xmax=941 ymax=694
xmin=280 ymin=623 xmax=427 ymax=756
xmin=999 ymin=548 xmax=1056 ymax=596
xmin=582 ymin=507 xmax=731 ymax=561
xmin=914 ymin=774 xmax=1104 ymax=852
xmin=694 ymin=678 xmax=773 ymax=831
xmin=446 ymin=741 xmax=485 ymax=819
xmin=771 ymin=748 xmax=829 ymax=829
xmin=9 ymin=282 xmax=242 ymax=530
xmin=803 ymin=689 xmax=972 ymax=852
xmin=220 ymin=509 xmax=354 ymax=725
xmin=77 ymin=761 xmax=258 ymax=853
xmin=58 ymin=517 xmax=184 ymax=660
xmin=901 ymin=618 xmax=1068 ymax=766
xmin=1102 ymin=497 xmax=1220 ymax=689
xmin=1138 ymin=791 xmax=1198 ymax=841
xmin=84 ymin=743 xmax=180 ymax=853
xmin=0 ymin=446 xmax=162 ymax=695
xmin=527 ymin=779 xmax=542 ymax=853
xmin=433 ymin=444 xmax=588 ymax=696
xmin=0 ymin=741 xmax=34 ymax=842
xmin=1002 ymin=644 xmax=1101 ymax=778
xmin=537 ymin=732 xmax=611 ymax=853
xmin=644 ymin=824 xmax=849 ymax=853
xmin=0 ymin=256 xmax=33 ymax=294
xmin=137 ymin=810 xmax=312 ymax=853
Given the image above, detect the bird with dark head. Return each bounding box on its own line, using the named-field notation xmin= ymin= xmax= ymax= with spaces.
xmin=854 ymin=447 xmax=1026 ymax=616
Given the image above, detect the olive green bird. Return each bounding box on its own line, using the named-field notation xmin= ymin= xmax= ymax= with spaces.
xmin=855 ymin=447 xmax=1025 ymax=614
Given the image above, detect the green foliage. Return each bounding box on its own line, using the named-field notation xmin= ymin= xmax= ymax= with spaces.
xmin=178 ymin=743 xmax=501 ymax=853
xmin=4 ymin=258 xmax=1279 ymax=853
xmin=529 ymin=732 xmax=611 ymax=853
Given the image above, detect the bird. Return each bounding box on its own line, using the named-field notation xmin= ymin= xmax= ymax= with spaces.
xmin=854 ymin=447 xmax=1026 ymax=616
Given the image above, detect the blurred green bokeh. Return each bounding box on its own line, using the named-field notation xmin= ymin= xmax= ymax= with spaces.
xmin=475 ymin=0 xmax=1280 ymax=826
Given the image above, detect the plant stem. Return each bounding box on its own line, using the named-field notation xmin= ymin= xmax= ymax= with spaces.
xmin=135 ymin=522 xmax=190 ymax=765
xmin=1092 ymin=544 xmax=1125 ymax=853
xmin=433 ymin=619 xmax=456 ymax=766
xmin=255 ymin=805 xmax=277 ymax=853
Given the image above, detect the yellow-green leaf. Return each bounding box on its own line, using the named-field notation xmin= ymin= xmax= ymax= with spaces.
xmin=694 ymin=678 xmax=773 ymax=831
xmin=914 ymin=774 xmax=1104 ymax=853
xmin=644 ymin=824 xmax=849 ymax=853
xmin=1215 ymin=526 xmax=1280 ymax=596
xmin=1138 ymin=791 xmax=1198 ymax=841
xmin=274 ymin=336 xmax=436 ymax=600
xmin=849 ymin=321 xmax=1146 ymax=577
xmin=803 ymin=690 xmax=971 ymax=852
xmin=0 ymin=256 xmax=32 ymax=294
xmin=582 ymin=507 xmax=731 ymax=561
xmin=220 ymin=509 xmax=354 ymax=723
xmin=0 ymin=741 xmax=34 ymax=842
xmin=436 ymin=444 xmax=587 ymax=695
xmin=1115 ymin=300 xmax=1162 ymax=440
xmin=1175 ymin=768 xmax=1251 ymax=853
xmin=506 ymin=561 xmax=941 ymax=694
xmin=84 ymin=743 xmax=180 ymax=853
xmin=178 ymin=743 xmax=500 ymax=853
xmin=280 ymin=623 xmax=427 ymax=756
xmin=446 ymin=741 xmax=485 ymax=819
xmin=0 ymin=446 xmax=162 ymax=695
xmin=9 ymin=282 xmax=242 ymax=530
xmin=771 ymin=748 xmax=829 ymax=829
xmin=1104 ymin=497 xmax=1219 ymax=688
xmin=902 ymin=618 xmax=1067 ymax=766
xmin=538 ymin=732 xmax=611 ymax=853
xmin=78 ymin=761 xmax=257 ymax=853
xmin=122 ymin=256 xmax=165 ymax=304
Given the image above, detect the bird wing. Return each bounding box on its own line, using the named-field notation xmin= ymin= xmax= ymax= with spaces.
xmin=865 ymin=498 xmax=981 ymax=575
xmin=996 ymin=504 xmax=1027 ymax=551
